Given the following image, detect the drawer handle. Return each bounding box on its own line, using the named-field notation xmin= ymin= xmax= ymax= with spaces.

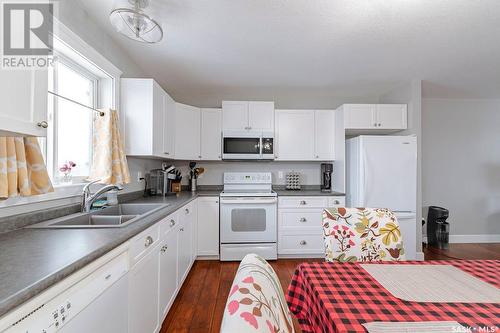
xmin=105 ymin=274 xmax=111 ymax=280
xmin=144 ymin=236 xmax=153 ymax=247
xmin=300 ymin=200 xmax=307 ymax=205
xmin=170 ymin=219 xmax=176 ymax=227
xmin=300 ymin=240 xmax=307 ymax=245
xmin=300 ymin=217 xmax=307 ymax=222
xmin=334 ymin=200 xmax=340 ymax=205
xmin=161 ymin=245 xmax=168 ymax=253
xmin=180 ymin=227 xmax=184 ymax=232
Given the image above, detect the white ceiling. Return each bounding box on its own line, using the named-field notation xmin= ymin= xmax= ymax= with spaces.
xmin=77 ymin=0 xmax=500 ymax=107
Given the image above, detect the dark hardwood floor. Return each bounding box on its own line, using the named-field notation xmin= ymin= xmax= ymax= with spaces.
xmin=160 ymin=243 xmax=500 ymax=333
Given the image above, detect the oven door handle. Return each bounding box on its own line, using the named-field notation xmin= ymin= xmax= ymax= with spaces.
xmin=220 ymin=198 xmax=277 ymax=204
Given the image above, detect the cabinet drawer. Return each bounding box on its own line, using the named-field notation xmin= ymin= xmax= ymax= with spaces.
xmin=279 ymin=197 xmax=329 ymax=209
xmin=328 ymin=197 xmax=345 ymax=207
xmin=278 ymin=233 xmax=324 ymax=254
xmin=279 ymin=210 xmax=323 ymax=230
xmin=130 ymin=224 xmax=160 ymax=265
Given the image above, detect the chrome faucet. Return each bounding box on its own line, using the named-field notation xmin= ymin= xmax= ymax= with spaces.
xmin=81 ymin=180 xmax=123 ymax=212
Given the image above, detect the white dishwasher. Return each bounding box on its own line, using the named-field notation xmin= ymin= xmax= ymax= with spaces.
xmin=1 ymin=252 xmax=129 ymax=333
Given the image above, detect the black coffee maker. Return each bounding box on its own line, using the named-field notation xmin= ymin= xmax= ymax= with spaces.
xmin=426 ymin=206 xmax=450 ymax=249
xmin=320 ymin=163 xmax=333 ymax=192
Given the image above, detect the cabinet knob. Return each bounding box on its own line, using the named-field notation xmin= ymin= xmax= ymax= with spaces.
xmin=161 ymin=245 xmax=168 ymax=253
xmin=37 ymin=121 xmax=48 ymax=128
xmin=144 ymin=236 xmax=153 ymax=247
xmin=300 ymin=217 xmax=307 ymax=222
xmin=180 ymin=227 xmax=184 ymax=232
xmin=198 ymin=155 xmax=202 ymax=159
xmin=315 ymin=155 xmax=319 ymax=158
xmin=185 ymin=208 xmax=189 ymax=214
xmin=165 ymin=152 xmax=170 ymax=155
xmin=170 ymin=219 xmax=176 ymax=227
xmin=378 ymin=123 xmax=382 ymax=127
xmin=334 ymin=200 xmax=340 ymax=205
xmin=373 ymin=123 xmax=377 ymax=127
xmin=300 ymin=240 xmax=307 ymax=245
xmin=300 ymin=200 xmax=307 ymax=205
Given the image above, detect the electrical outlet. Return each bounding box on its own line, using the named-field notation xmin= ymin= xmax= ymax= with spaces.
xmin=278 ymin=171 xmax=283 ymax=179
xmin=137 ymin=171 xmax=143 ymax=182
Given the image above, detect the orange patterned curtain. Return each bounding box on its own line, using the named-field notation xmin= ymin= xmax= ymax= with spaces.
xmin=0 ymin=137 xmax=54 ymax=199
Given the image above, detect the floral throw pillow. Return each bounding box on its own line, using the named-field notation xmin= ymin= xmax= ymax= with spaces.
xmin=221 ymin=253 xmax=294 ymax=333
xmin=323 ymin=207 xmax=406 ymax=263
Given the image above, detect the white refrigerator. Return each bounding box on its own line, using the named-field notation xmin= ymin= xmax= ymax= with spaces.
xmin=346 ymin=135 xmax=417 ymax=259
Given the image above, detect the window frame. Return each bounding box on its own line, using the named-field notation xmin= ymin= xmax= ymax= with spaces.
xmin=47 ymin=53 xmax=100 ymax=185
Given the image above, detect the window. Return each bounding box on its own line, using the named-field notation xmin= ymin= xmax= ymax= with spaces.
xmin=46 ymin=56 xmax=98 ymax=184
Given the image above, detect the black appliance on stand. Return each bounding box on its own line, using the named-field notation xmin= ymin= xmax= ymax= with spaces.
xmin=320 ymin=163 xmax=333 ymax=192
xmin=426 ymin=206 xmax=450 ymax=249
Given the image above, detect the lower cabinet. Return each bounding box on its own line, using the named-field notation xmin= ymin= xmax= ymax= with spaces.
xmin=158 ymin=225 xmax=179 ymax=321
xmin=128 ymin=243 xmax=161 ymax=333
xmin=177 ymin=217 xmax=192 ymax=285
xmin=278 ymin=196 xmax=345 ymax=257
xmin=196 ymin=196 xmax=220 ymax=257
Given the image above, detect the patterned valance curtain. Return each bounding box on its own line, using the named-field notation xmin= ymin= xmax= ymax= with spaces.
xmin=0 ymin=137 xmax=54 ymax=199
xmin=88 ymin=109 xmax=131 ymax=185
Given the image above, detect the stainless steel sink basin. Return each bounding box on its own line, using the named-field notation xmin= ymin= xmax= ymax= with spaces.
xmin=28 ymin=203 xmax=167 ymax=229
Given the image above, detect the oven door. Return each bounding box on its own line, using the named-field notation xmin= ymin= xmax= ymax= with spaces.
xmin=222 ymin=131 xmax=261 ymax=160
xmin=220 ymin=196 xmax=277 ymax=243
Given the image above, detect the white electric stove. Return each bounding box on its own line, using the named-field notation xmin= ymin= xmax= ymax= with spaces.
xmin=219 ymin=172 xmax=277 ymax=261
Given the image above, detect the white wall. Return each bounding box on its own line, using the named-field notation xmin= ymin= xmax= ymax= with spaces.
xmin=379 ymin=80 xmax=423 ymax=252
xmin=175 ymin=161 xmax=327 ymax=186
xmin=422 ymin=98 xmax=500 ymax=241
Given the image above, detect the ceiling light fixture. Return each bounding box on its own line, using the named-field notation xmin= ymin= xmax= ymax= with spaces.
xmin=109 ymin=0 xmax=163 ymax=44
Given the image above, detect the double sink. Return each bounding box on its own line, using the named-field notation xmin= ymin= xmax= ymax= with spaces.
xmin=28 ymin=203 xmax=166 ymax=229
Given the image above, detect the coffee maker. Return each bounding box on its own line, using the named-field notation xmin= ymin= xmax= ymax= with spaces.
xmin=320 ymin=163 xmax=333 ymax=192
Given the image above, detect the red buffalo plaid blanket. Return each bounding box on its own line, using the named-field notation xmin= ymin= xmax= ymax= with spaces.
xmin=286 ymin=260 xmax=500 ymax=333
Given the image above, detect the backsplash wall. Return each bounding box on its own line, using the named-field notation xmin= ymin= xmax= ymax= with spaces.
xmin=175 ymin=161 xmax=334 ymax=186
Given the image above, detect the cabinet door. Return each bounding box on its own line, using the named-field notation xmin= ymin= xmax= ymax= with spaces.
xmin=0 ymin=69 xmax=48 ymax=136
xmin=177 ymin=219 xmax=192 ymax=284
xmin=163 ymin=92 xmax=176 ymax=158
xmin=376 ymin=104 xmax=407 ymax=129
xmin=314 ymin=110 xmax=335 ymax=160
xmin=158 ymin=229 xmax=178 ymax=320
xmin=275 ymin=110 xmax=315 ymax=160
xmin=175 ymin=103 xmax=201 ymax=160
xmin=200 ymin=108 xmax=222 ymax=160
xmin=222 ymin=101 xmax=248 ymax=130
xmin=248 ymin=101 xmax=274 ymax=131
xmin=152 ymin=81 xmax=165 ymax=156
xmin=180 ymin=201 xmax=197 ymax=263
xmin=344 ymin=104 xmax=376 ymax=129
xmin=129 ymin=246 xmax=160 ymax=333
xmin=197 ymin=197 xmax=220 ymax=256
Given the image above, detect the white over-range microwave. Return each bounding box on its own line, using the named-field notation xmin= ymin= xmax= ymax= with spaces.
xmin=222 ymin=130 xmax=274 ymax=160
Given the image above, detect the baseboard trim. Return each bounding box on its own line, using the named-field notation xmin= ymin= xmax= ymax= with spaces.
xmin=415 ymin=252 xmax=425 ymax=261
xmin=423 ymin=234 xmax=500 ymax=244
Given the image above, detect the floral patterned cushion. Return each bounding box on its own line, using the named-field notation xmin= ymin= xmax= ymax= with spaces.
xmin=221 ymin=253 xmax=294 ymax=333
xmin=322 ymin=207 xmax=406 ymax=262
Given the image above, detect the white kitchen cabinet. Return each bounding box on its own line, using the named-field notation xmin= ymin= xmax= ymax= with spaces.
xmin=275 ymin=110 xmax=315 ymax=160
xmin=175 ymin=103 xmax=201 ymax=160
xmin=0 ymin=69 xmax=48 ymax=136
xmin=197 ymin=196 xmax=220 ymax=257
xmin=278 ymin=196 xmax=345 ymax=257
xmin=163 ymin=92 xmax=176 ymax=157
xmin=200 ymin=108 xmax=222 ymax=160
xmin=158 ymin=222 xmax=178 ymax=321
xmin=177 ymin=218 xmax=192 ymax=285
xmin=128 ymin=243 xmax=160 ymax=333
xmin=122 ymin=78 xmax=174 ymax=158
xmin=222 ymin=101 xmax=274 ymax=131
xmin=314 ymin=110 xmax=335 ymax=160
xmin=179 ymin=200 xmax=198 ymax=263
xmin=343 ymin=104 xmax=407 ymax=131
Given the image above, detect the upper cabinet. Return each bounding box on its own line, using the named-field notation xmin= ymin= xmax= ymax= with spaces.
xmin=343 ymin=104 xmax=407 ymax=132
xmin=222 ymin=101 xmax=274 ymax=132
xmin=174 ymin=103 xmax=201 ymax=160
xmin=275 ymin=109 xmax=335 ymax=161
xmin=122 ymin=78 xmax=174 ymax=158
xmin=0 ymin=69 xmax=48 ymax=136
xmin=200 ymin=108 xmax=222 ymax=160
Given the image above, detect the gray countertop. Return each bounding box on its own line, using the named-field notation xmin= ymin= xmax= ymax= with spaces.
xmin=0 ymin=188 xmax=344 ymax=318
xmin=0 ymin=191 xmax=219 ymax=318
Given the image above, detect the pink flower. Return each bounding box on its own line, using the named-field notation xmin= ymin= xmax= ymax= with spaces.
xmin=242 ymin=276 xmax=254 ymax=284
xmin=349 ymin=240 xmax=355 ymax=247
xmin=59 ymin=165 xmax=69 ymax=172
xmin=229 ymin=284 xmax=239 ymax=297
xmin=266 ymin=320 xmax=274 ymax=333
xmin=227 ymin=300 xmax=239 ymax=315
xmin=333 ymin=225 xmax=339 ymax=230
xmin=240 ymin=312 xmax=258 ymax=329
xmin=341 ymin=225 xmax=349 ymax=231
